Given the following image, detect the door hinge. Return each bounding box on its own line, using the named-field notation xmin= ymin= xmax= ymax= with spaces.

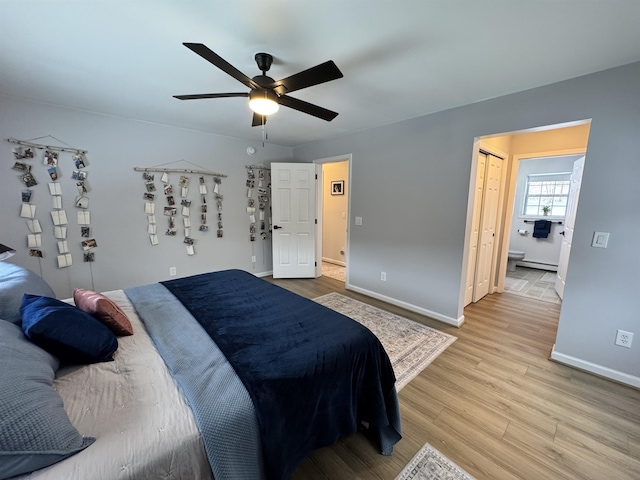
xmin=315 ymin=174 xmax=318 ymax=179
xmin=315 ymin=219 xmax=317 ymax=224
xmin=315 ymin=262 xmax=317 ymax=267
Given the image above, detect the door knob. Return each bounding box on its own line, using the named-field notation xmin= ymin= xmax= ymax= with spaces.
xmin=559 ymin=231 xmax=565 ymax=236
xmin=273 ymin=225 xmax=282 ymax=230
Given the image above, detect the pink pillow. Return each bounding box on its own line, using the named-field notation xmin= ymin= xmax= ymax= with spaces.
xmin=73 ymin=289 xmax=133 ymax=336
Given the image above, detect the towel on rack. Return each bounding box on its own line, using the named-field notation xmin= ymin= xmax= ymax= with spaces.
xmin=533 ymin=220 xmax=552 ymax=238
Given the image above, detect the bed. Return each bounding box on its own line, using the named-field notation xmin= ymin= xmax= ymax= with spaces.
xmin=0 ymin=264 xmax=401 ymax=480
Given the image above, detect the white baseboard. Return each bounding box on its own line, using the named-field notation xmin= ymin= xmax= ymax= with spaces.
xmin=322 ymin=257 xmax=346 ymax=267
xmin=346 ymin=283 xmax=464 ymax=328
xmin=550 ymin=344 xmax=640 ymax=389
xmin=254 ymin=270 xmax=273 ymax=278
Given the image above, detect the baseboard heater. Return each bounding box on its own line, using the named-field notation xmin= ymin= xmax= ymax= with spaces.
xmin=517 ymin=260 xmax=558 ymax=272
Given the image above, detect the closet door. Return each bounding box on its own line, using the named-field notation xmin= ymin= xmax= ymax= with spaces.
xmin=473 ymin=153 xmax=503 ymax=303
xmin=464 ymin=153 xmax=487 ymax=306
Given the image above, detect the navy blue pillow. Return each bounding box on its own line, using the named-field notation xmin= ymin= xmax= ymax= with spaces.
xmin=20 ymin=294 xmax=118 ymax=364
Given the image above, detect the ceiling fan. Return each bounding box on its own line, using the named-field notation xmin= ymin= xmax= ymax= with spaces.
xmin=173 ymin=43 xmax=344 ymax=127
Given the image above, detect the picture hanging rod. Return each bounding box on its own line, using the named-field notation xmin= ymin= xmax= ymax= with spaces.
xmin=245 ymin=164 xmax=270 ymax=170
xmin=133 ymin=167 xmax=227 ymax=178
xmin=524 ymin=219 xmax=563 ymax=224
xmin=7 ymin=137 xmax=87 ymax=155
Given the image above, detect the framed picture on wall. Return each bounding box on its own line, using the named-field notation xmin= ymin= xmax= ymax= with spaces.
xmin=331 ymin=180 xmax=344 ymax=196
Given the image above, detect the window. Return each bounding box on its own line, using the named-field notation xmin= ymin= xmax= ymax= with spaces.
xmin=523 ymin=172 xmax=571 ymax=217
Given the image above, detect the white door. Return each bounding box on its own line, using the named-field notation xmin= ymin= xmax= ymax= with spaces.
xmin=473 ymin=153 xmax=502 ymax=302
xmin=464 ymin=152 xmax=487 ymax=306
xmin=555 ymin=156 xmax=584 ymax=299
xmin=271 ymin=163 xmax=317 ymax=278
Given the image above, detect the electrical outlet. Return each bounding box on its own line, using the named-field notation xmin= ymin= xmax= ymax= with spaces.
xmin=169 ymin=266 xmax=177 ymax=277
xmin=251 ymin=255 xmax=256 ymax=263
xmin=615 ymin=330 xmax=633 ymax=348
xmin=380 ymin=271 xmax=386 ymax=281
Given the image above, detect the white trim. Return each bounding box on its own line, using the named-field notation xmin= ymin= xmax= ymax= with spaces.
xmin=347 ymin=283 xmax=465 ymax=328
xmin=550 ymin=345 xmax=640 ymax=389
xmin=254 ymin=270 xmax=273 ymax=278
xmin=322 ymin=257 xmax=346 ymax=267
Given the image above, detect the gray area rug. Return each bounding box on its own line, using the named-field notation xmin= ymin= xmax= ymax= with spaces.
xmin=313 ymin=293 xmax=456 ymax=391
xmin=395 ymin=442 xmax=476 ymax=480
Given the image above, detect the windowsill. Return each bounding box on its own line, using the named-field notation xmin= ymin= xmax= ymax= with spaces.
xmin=519 ymin=216 xmax=566 ymax=221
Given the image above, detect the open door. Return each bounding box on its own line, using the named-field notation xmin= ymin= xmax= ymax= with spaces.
xmin=555 ymin=156 xmax=584 ymax=299
xmin=271 ymin=163 xmax=317 ymax=278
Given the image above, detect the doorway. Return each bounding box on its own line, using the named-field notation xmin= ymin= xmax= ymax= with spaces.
xmin=504 ymin=154 xmax=585 ymax=304
xmin=313 ymin=155 xmax=351 ymax=282
xmin=462 ymin=121 xmax=591 ymax=308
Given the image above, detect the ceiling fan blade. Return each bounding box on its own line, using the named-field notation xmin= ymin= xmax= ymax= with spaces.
xmin=251 ymin=112 xmax=267 ymax=127
xmin=173 ymin=93 xmax=249 ymax=100
xmin=277 ymin=95 xmax=339 ymax=122
xmin=268 ymin=60 xmax=343 ymax=96
xmin=183 ymin=43 xmax=260 ymax=90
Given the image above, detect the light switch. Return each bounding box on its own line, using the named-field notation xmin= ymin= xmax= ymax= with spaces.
xmin=355 ymin=216 xmax=363 ymax=226
xmin=592 ymin=231 xmax=609 ymax=248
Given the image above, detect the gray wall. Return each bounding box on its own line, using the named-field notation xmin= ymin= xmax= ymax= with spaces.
xmin=0 ymin=95 xmax=292 ymax=298
xmin=294 ymin=62 xmax=640 ymax=383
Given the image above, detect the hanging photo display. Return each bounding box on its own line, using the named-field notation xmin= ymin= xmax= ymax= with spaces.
xmin=137 ymin=165 xmax=226 ymax=255
xmin=9 ymin=139 xmax=95 ymax=268
xmin=245 ymin=166 xmax=271 ymax=243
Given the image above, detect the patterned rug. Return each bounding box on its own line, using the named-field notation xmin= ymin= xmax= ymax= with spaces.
xmin=395 ymin=442 xmax=476 ymax=480
xmin=313 ymin=293 xmax=456 ymax=391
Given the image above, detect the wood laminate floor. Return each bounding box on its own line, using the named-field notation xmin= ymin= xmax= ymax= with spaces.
xmin=265 ymin=275 xmax=640 ymax=480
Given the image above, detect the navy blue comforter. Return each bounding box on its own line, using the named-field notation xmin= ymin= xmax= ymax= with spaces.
xmin=162 ymin=269 xmax=399 ymax=480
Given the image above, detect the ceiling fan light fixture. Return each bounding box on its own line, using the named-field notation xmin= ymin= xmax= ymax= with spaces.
xmin=249 ymin=89 xmax=279 ymax=116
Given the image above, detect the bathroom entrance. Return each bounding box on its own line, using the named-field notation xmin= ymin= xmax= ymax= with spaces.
xmin=463 ymin=121 xmax=590 ymax=307
xmin=505 ymin=154 xmax=585 ymax=302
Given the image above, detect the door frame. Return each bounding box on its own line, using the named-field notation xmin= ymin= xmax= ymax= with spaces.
xmin=462 ymin=143 xmax=588 ymax=309
xmin=312 ymin=154 xmax=352 ymax=281
xmin=460 ymin=120 xmax=591 ymax=319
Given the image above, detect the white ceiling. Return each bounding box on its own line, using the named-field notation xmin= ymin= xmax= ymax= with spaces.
xmin=2 ymin=1 xmax=640 ymax=147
